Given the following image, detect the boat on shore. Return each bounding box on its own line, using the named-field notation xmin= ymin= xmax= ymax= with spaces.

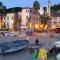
xmin=0 ymin=40 xmax=29 ymax=54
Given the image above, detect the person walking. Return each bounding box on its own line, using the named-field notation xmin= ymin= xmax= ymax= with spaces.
xmin=35 ymin=39 xmax=39 ymax=46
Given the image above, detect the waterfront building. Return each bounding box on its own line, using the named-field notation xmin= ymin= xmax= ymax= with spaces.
xmin=0 ymin=13 xmax=5 ymax=30
xmin=20 ymin=8 xmax=30 ymax=33
xmin=3 ymin=6 xmax=44 ymax=32
xmin=49 ymin=13 xmax=60 ymax=29
xmin=3 ymin=7 xmax=22 ymax=31
xmin=3 ymin=13 xmax=15 ymax=31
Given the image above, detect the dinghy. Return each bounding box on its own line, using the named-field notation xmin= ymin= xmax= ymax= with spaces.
xmin=0 ymin=40 xmax=29 ymax=54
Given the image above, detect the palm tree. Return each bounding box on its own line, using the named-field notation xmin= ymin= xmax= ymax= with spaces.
xmin=0 ymin=2 xmax=3 ymax=6
xmin=33 ymin=0 xmax=40 ymax=10
xmin=13 ymin=13 xmax=21 ymax=32
xmin=0 ymin=2 xmax=6 ymax=14
xmin=51 ymin=4 xmax=60 ymax=12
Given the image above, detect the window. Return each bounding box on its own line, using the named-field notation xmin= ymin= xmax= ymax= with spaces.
xmin=54 ymin=17 xmax=57 ymax=19
xmin=12 ymin=16 xmax=14 ymax=20
xmin=54 ymin=17 xmax=55 ymax=19
xmin=49 ymin=21 xmax=51 ymax=23
xmin=54 ymin=22 xmax=57 ymax=24
xmin=26 ymin=10 xmax=27 ymax=13
xmin=26 ymin=10 xmax=29 ymax=13
xmin=7 ymin=23 xmax=9 ymax=26
xmin=4 ymin=17 xmax=5 ymax=20
xmin=26 ymin=16 xmax=28 ymax=19
xmin=59 ymin=22 xmax=60 ymax=24
xmin=28 ymin=10 xmax=30 ymax=12
xmin=7 ymin=17 xmax=9 ymax=20
xmin=33 ymin=16 xmax=35 ymax=20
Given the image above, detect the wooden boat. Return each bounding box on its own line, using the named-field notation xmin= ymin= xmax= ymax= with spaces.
xmin=0 ymin=40 xmax=29 ymax=54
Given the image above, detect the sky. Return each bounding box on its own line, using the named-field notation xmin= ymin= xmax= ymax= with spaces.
xmin=0 ymin=0 xmax=60 ymax=8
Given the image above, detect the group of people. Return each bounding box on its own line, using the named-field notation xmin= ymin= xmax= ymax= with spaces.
xmin=32 ymin=39 xmax=48 ymax=60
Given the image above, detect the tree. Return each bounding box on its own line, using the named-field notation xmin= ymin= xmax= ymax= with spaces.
xmin=13 ymin=13 xmax=22 ymax=31
xmin=0 ymin=2 xmax=7 ymax=30
xmin=0 ymin=2 xmax=3 ymax=6
xmin=0 ymin=2 xmax=7 ymax=14
xmin=51 ymin=4 xmax=60 ymax=12
xmin=40 ymin=15 xmax=50 ymax=30
xmin=33 ymin=0 xmax=40 ymax=10
xmin=6 ymin=7 xmax=22 ymax=13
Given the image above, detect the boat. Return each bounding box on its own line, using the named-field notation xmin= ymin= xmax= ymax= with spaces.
xmin=54 ymin=40 xmax=60 ymax=48
xmin=0 ymin=40 xmax=29 ymax=54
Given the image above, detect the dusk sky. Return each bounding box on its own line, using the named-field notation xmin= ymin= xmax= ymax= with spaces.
xmin=0 ymin=0 xmax=60 ymax=8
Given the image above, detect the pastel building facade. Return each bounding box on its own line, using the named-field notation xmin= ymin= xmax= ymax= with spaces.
xmin=49 ymin=13 xmax=60 ymax=29
xmin=3 ymin=8 xmax=30 ymax=31
xmin=21 ymin=8 xmax=30 ymax=29
xmin=3 ymin=13 xmax=15 ymax=31
xmin=0 ymin=14 xmax=4 ymax=30
xmin=3 ymin=7 xmax=44 ymax=32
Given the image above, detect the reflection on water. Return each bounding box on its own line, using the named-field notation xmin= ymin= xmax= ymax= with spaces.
xmin=0 ymin=48 xmax=32 ymax=60
xmin=0 ymin=47 xmax=59 ymax=60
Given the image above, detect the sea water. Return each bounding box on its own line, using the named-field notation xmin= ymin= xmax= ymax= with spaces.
xmin=0 ymin=48 xmax=56 ymax=60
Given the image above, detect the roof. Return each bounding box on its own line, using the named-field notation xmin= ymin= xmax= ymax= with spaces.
xmin=22 ymin=7 xmax=32 ymax=9
xmin=6 ymin=7 xmax=32 ymax=13
xmin=6 ymin=7 xmax=22 ymax=13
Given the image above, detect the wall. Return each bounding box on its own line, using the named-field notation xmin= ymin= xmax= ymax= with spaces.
xmin=4 ymin=13 xmax=14 ymax=30
xmin=21 ymin=9 xmax=30 ymax=28
xmin=50 ymin=16 xmax=60 ymax=28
